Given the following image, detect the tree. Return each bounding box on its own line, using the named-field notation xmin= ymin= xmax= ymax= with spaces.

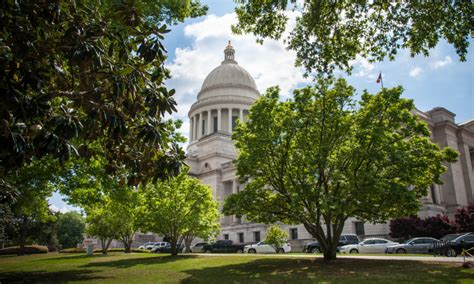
xmin=422 ymin=215 xmax=458 ymax=239
xmin=232 ymin=0 xmax=472 ymax=76
xmin=223 ymin=79 xmax=458 ymax=260
xmin=0 ymin=0 xmax=206 ymax=191
xmin=85 ymin=203 xmax=117 ymax=254
xmin=142 ymin=171 xmax=220 ymax=256
xmin=264 ymin=225 xmax=288 ymax=250
xmin=389 ymin=216 xmax=424 ymax=240
xmin=455 ymin=203 xmax=474 ymax=233
xmin=3 ymin=158 xmax=61 ymax=255
xmin=57 ymin=212 xmax=86 ymax=249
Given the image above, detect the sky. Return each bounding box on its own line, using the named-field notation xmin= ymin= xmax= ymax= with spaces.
xmin=49 ymin=0 xmax=473 ymax=213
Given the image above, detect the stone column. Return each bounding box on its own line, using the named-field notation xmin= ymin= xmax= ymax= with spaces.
xmin=232 ymin=179 xmax=239 ymax=224
xmin=228 ymin=108 xmax=233 ymax=133
xmin=197 ymin=113 xmax=202 ymax=139
xmin=239 ymin=108 xmax=243 ymax=122
xmin=190 ymin=117 xmax=194 ymax=141
xmin=207 ymin=109 xmax=212 ymax=135
xmin=217 ymin=108 xmax=222 ymax=131
xmin=195 ymin=114 xmax=199 ymax=140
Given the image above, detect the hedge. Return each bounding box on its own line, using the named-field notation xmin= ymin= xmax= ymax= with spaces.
xmin=0 ymin=245 xmax=49 ymax=255
xmin=60 ymin=247 xmax=149 ymax=253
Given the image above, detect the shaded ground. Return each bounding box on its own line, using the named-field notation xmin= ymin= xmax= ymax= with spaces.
xmin=0 ymin=252 xmax=472 ymax=283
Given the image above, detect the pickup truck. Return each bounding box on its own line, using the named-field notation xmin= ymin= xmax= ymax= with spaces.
xmin=202 ymin=240 xmax=245 ymax=253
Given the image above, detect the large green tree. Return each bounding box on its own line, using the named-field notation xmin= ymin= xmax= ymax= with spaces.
xmin=232 ymin=0 xmax=472 ymax=76
xmin=142 ymin=171 xmax=220 ymax=256
xmin=223 ymin=79 xmax=458 ymax=260
xmin=57 ymin=212 xmax=86 ymax=249
xmin=0 ymin=0 xmax=206 ymax=191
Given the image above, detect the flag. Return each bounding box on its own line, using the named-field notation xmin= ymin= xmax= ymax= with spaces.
xmin=376 ymin=72 xmax=382 ymax=84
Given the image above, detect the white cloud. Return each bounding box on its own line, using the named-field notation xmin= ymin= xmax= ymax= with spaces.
xmin=49 ymin=204 xmax=72 ymax=213
xmin=350 ymin=56 xmax=375 ymax=78
xmin=166 ymin=12 xmax=310 ymax=143
xmin=431 ymin=55 xmax=452 ymax=69
xmin=409 ymin=67 xmax=423 ymax=77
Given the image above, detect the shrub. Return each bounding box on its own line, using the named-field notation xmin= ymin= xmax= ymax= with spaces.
xmin=455 ymin=203 xmax=474 ymax=233
xmin=59 ymin=248 xmax=86 ymax=253
xmin=390 ymin=215 xmax=458 ymax=240
xmin=0 ymin=245 xmax=48 ymax=255
xmin=265 ymin=225 xmax=289 ymax=249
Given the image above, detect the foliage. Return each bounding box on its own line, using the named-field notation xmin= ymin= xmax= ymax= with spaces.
xmin=389 ymin=215 xmax=457 ymax=240
xmin=0 ymin=245 xmax=48 ymax=255
xmin=141 ymin=171 xmax=220 ymax=255
xmin=2 ymin=158 xmax=60 ymax=255
xmin=57 ymin=212 xmax=85 ymax=249
xmin=0 ymin=0 xmax=206 ymax=190
xmin=455 ymin=203 xmax=474 ymax=233
xmin=223 ymin=79 xmax=458 ymax=260
xmin=232 ymin=0 xmax=472 ymax=76
xmin=264 ymin=225 xmax=288 ymax=249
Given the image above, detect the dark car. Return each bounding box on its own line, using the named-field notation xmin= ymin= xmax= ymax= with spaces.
xmin=431 ymin=232 xmax=474 ymax=257
xmin=385 ymin=237 xmax=438 ymax=254
xmin=304 ymin=234 xmax=360 ymax=253
xmin=202 ymin=240 xmax=245 ymax=253
xmin=153 ymin=244 xmax=184 ymax=253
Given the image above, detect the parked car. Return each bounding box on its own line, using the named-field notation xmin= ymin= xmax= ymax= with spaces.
xmin=339 ymin=238 xmax=398 ymax=254
xmin=431 ymin=232 xmax=474 ymax=257
xmin=151 ymin=242 xmax=170 ymax=251
xmin=186 ymin=242 xmax=209 ymax=253
xmin=385 ymin=237 xmax=438 ymax=254
xmin=139 ymin=242 xmax=161 ymax=250
xmin=303 ymin=234 xmax=360 ymax=253
xmin=202 ymin=240 xmax=245 ymax=253
xmin=153 ymin=243 xmax=184 ymax=253
xmin=244 ymin=241 xmax=291 ymax=254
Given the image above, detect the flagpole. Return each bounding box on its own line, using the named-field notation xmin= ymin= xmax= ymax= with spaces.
xmin=381 ymin=76 xmax=384 ymax=89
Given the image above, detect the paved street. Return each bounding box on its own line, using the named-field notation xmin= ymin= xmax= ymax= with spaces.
xmin=194 ymin=253 xmax=468 ymax=263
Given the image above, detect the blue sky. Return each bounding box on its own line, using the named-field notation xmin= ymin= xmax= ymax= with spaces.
xmin=49 ymin=0 xmax=473 ymax=212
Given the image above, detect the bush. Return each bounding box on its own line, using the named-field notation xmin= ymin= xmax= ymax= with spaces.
xmin=455 ymin=203 xmax=474 ymax=233
xmin=59 ymin=248 xmax=86 ymax=253
xmin=390 ymin=215 xmax=458 ymax=240
xmin=0 ymin=245 xmax=48 ymax=255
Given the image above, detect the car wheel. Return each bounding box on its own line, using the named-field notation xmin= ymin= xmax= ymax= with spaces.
xmin=277 ymin=248 xmax=285 ymax=254
xmin=350 ymin=249 xmax=359 ymax=254
xmin=237 ymin=249 xmax=244 ymax=253
xmin=447 ymin=248 xmax=457 ymax=257
xmin=248 ymin=249 xmax=256 ymax=254
xmin=311 ymin=247 xmax=320 ymax=254
xmin=396 ymin=248 xmax=406 ymax=254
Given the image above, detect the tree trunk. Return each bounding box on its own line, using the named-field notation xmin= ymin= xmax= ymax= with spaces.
xmin=323 ymin=249 xmax=337 ymax=261
xmin=170 ymin=241 xmax=178 ymax=256
xmin=18 ymin=217 xmax=27 ymax=256
xmin=184 ymin=234 xmax=193 ymax=253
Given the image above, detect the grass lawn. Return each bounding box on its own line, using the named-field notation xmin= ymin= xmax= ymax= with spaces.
xmin=0 ymin=252 xmax=473 ymax=283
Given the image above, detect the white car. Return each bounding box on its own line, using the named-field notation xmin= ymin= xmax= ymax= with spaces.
xmin=244 ymin=241 xmax=291 ymax=254
xmin=186 ymin=242 xmax=209 ymax=253
xmin=138 ymin=242 xmax=156 ymax=250
xmin=339 ymin=238 xmax=399 ymax=254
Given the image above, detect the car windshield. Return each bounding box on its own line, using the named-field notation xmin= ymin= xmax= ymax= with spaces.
xmin=441 ymin=234 xmax=462 ymax=241
xmin=404 ymin=238 xmax=415 ymax=244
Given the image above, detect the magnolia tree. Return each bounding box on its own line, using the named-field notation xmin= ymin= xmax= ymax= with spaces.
xmin=223 ymin=79 xmax=458 ymax=261
xmin=142 ymin=171 xmax=220 ymax=256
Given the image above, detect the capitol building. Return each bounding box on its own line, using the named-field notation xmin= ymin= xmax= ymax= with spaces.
xmin=186 ymin=42 xmax=474 ymax=249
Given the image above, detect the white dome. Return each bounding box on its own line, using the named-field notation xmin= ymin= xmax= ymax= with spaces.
xmin=201 ymin=63 xmax=258 ymax=92
xmin=198 ymin=42 xmax=258 ymax=99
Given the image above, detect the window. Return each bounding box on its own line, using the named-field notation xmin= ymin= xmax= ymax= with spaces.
xmin=238 ymin=233 xmax=244 ymax=243
xmin=430 ymin=185 xmax=438 ymax=204
xmin=374 ymin=239 xmax=387 ymax=244
xmin=232 ymin=116 xmax=238 ymax=130
xmin=202 ymin=119 xmax=205 ymax=135
xmin=254 ymin=231 xmax=261 ymax=242
xmin=290 ymin=228 xmax=298 ymax=240
xmin=213 ymin=117 xmax=218 ymax=132
xmin=354 ymin=222 xmax=365 ymax=236
xmin=236 ymin=217 xmax=242 ymax=224
xmin=223 ymin=234 xmax=229 ymax=240
xmin=462 ymin=235 xmax=474 ymax=242
xmin=364 ymin=240 xmax=376 ymax=245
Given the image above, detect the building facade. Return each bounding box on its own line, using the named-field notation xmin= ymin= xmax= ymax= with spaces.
xmin=186 ymin=43 xmax=474 ymax=250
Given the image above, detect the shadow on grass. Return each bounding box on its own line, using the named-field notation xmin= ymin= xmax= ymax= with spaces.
xmin=0 ymin=269 xmax=107 ymax=283
xmin=181 ymin=258 xmax=473 ymax=283
xmin=81 ymin=254 xmax=200 ymax=269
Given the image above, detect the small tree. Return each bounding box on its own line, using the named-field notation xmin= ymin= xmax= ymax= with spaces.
xmin=264 ymin=225 xmax=288 ymax=250
xmin=422 ymin=215 xmax=458 ymax=239
xmin=389 ymin=216 xmax=424 ymax=240
xmin=57 ymin=212 xmax=85 ymax=249
xmin=85 ymin=205 xmax=117 ymax=255
xmin=455 ymin=204 xmax=474 ymax=233
xmin=142 ymin=171 xmax=219 ymax=256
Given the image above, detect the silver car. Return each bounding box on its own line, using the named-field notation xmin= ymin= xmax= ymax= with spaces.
xmin=385 ymin=237 xmax=438 ymax=254
xmin=340 ymin=238 xmax=399 ymax=254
